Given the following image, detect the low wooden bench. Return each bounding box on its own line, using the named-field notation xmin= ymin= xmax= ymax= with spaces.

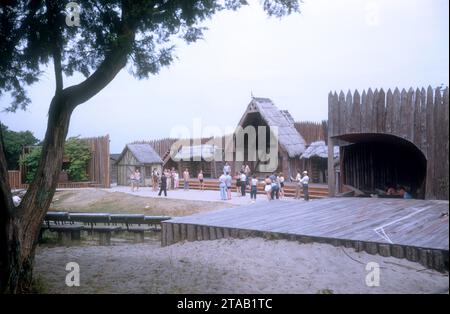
xmin=44 ymin=211 xmax=71 ymax=225
xmin=42 ymin=212 xmax=84 ymax=244
xmin=42 ymin=212 xmax=171 ymax=245
xmin=41 ymin=224 xmax=84 ymax=244
xmin=110 ymin=214 xmax=148 ymax=242
xmin=68 ymin=213 xmax=121 ymax=245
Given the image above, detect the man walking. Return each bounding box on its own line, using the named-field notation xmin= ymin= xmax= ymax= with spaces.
xmin=158 ymin=171 xmax=167 ymax=197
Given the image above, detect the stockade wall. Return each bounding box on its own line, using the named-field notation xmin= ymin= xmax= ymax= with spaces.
xmin=83 ymin=135 xmax=110 ymax=188
xmin=294 ymin=120 xmax=328 ymax=145
xmin=135 ymin=138 xmax=179 ymax=158
xmin=8 ymin=170 xmax=93 ymax=189
xmin=328 ymin=87 xmax=449 ymax=200
xmin=14 ymin=135 xmax=110 ymax=188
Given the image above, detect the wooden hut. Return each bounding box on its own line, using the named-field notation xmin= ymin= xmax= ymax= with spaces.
xmin=300 ymin=141 xmax=339 ymax=183
xmin=327 ymin=87 xmax=449 ymax=200
xmin=109 ymin=153 xmax=120 ymax=185
xmin=172 ymin=144 xmax=222 ymax=178
xmin=116 ymin=143 xmax=163 ymax=186
xmin=234 ymin=97 xmax=306 ymax=178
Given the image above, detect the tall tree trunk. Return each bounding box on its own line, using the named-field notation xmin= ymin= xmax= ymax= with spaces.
xmin=0 ymin=10 xmax=134 ymax=291
xmin=0 ymin=95 xmax=73 ymax=293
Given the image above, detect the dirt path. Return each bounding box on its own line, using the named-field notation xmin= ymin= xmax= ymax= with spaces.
xmin=50 ymin=189 xmax=234 ymax=216
xmin=34 ymin=238 xmax=448 ymax=294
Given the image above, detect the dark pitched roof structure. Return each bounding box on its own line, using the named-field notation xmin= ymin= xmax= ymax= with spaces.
xmin=237 ymin=97 xmax=306 ymax=157
xmin=119 ymin=143 xmax=163 ymax=164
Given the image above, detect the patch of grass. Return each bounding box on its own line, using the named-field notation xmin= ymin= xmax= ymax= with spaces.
xmin=31 ymin=275 xmax=49 ymax=294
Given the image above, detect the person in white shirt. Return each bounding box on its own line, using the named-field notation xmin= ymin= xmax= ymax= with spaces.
xmin=219 ymin=173 xmax=227 ymax=200
xmin=300 ymin=171 xmax=310 ymax=201
xmin=225 ymin=172 xmax=232 ymax=200
xmin=240 ymin=171 xmax=247 ymax=196
xmin=250 ymin=174 xmax=259 ymax=203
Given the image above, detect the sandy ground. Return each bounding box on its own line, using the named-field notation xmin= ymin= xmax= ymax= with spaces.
xmin=50 ymin=188 xmax=235 ymax=216
xmin=34 ymin=238 xmax=448 ymax=294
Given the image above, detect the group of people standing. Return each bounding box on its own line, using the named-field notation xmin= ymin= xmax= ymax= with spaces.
xmin=218 ymin=163 xmax=310 ymax=202
xmin=130 ymin=167 xmax=190 ymax=196
xmin=130 ymin=164 xmax=311 ymax=202
xmin=156 ymin=168 xmax=191 ymax=196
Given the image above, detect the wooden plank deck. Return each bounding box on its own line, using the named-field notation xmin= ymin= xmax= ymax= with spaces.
xmin=162 ymin=198 xmax=449 ymax=271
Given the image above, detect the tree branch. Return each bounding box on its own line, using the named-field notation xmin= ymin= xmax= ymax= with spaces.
xmin=53 ymin=45 xmax=63 ymax=95
xmin=45 ymin=0 xmax=63 ymax=95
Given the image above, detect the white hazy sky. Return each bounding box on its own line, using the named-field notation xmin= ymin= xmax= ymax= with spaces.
xmin=0 ymin=0 xmax=448 ymax=153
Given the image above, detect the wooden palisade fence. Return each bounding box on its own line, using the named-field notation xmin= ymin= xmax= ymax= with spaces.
xmin=10 ymin=135 xmax=110 ymax=189
xmin=328 ymin=86 xmax=449 ymax=200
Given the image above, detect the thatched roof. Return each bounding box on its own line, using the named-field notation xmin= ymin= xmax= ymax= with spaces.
xmin=301 ymin=141 xmax=339 ymax=159
xmin=174 ymin=144 xmax=220 ymax=160
xmin=238 ymin=97 xmax=306 ymax=157
xmin=120 ymin=144 xmax=163 ymax=164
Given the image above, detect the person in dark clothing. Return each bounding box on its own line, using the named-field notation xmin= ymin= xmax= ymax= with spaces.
xmin=158 ymin=172 xmax=167 ymax=197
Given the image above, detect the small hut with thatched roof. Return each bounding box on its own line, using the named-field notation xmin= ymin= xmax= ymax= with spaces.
xmin=300 ymin=141 xmax=339 ymax=183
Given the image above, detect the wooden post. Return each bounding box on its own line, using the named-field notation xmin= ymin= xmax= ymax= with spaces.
xmin=328 ymin=137 xmax=335 ymax=197
xmin=173 ymin=224 xmax=180 ymax=243
xmin=209 ymin=227 xmax=216 ymax=240
xmin=187 ymin=224 xmax=196 ymax=241
xmin=391 ymin=245 xmax=405 ymax=259
xmin=98 ymin=232 xmax=111 ymax=246
xmin=161 ymin=223 xmax=167 ymax=246
xmin=133 ymin=232 xmax=144 ymax=243
xmin=216 ymin=228 xmax=223 ymax=239
xmin=166 ymin=223 xmax=174 ymax=245
xmin=71 ymin=230 xmax=81 ymax=241
xmin=180 ymin=224 xmax=187 ymax=241
xmin=196 ymin=226 xmax=203 ymax=241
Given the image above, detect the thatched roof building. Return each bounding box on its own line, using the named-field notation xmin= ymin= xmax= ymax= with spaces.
xmin=301 ymin=141 xmax=339 ymax=159
xmin=238 ymin=97 xmax=306 ymax=158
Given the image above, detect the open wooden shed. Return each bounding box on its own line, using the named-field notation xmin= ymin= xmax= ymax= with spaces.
xmin=300 ymin=140 xmax=339 ymax=183
xmin=327 ymin=87 xmax=449 ymax=200
xmin=116 ymin=143 xmax=163 ymax=186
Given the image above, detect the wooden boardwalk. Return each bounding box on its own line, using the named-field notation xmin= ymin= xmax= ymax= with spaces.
xmin=161 ymin=198 xmax=449 ymax=271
